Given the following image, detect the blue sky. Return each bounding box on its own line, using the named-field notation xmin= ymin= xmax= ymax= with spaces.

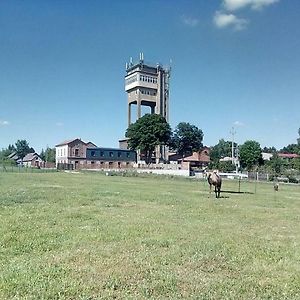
xmin=0 ymin=0 xmax=299 ymax=152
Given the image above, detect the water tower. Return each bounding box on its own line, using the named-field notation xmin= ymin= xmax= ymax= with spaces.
xmin=123 ymin=53 xmax=171 ymax=162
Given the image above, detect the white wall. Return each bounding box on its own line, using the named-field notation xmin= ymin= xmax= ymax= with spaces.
xmin=55 ymin=145 xmax=69 ymax=165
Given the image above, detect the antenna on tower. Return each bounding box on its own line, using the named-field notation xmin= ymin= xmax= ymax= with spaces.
xmin=130 ymin=57 xmax=133 ymax=66
xmin=139 ymin=52 xmax=144 ymax=63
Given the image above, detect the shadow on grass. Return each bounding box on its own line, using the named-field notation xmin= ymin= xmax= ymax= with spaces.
xmin=221 ymin=190 xmax=254 ymax=195
xmin=207 ymin=190 xmax=254 ymax=199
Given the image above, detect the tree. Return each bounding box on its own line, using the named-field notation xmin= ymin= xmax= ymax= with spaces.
xmin=171 ymin=122 xmax=203 ymax=157
xmin=262 ymin=146 xmax=277 ymax=153
xmin=44 ymin=147 xmax=56 ymax=163
xmin=280 ymin=144 xmax=300 ymax=155
xmin=0 ymin=144 xmax=15 ymax=160
xmin=210 ymin=139 xmax=237 ymax=161
xmin=15 ymin=139 xmax=31 ymax=162
xmin=269 ymin=153 xmax=283 ymax=175
xmin=125 ymin=114 xmax=172 ymax=164
xmin=239 ymin=140 xmax=263 ymax=170
xmin=297 ymin=127 xmax=300 ymax=145
xmin=40 ymin=147 xmax=56 ymax=163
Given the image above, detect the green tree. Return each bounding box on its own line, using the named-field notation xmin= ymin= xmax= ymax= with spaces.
xmin=210 ymin=139 xmax=237 ymax=161
xmin=280 ymin=144 xmax=300 ymax=155
xmin=171 ymin=122 xmax=203 ymax=157
xmin=40 ymin=149 xmax=45 ymax=161
xmin=44 ymin=147 xmax=56 ymax=163
xmin=15 ymin=139 xmax=31 ymax=162
xmin=262 ymin=146 xmax=277 ymax=153
xmin=239 ymin=140 xmax=263 ymax=170
xmin=125 ymin=114 xmax=172 ymax=164
xmin=269 ymin=153 xmax=283 ymax=175
xmin=0 ymin=145 xmax=15 ymax=160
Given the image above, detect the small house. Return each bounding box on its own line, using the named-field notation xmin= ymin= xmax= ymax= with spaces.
xmin=22 ymin=153 xmax=44 ymax=168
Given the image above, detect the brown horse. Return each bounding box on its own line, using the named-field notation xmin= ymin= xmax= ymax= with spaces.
xmin=207 ymin=170 xmax=222 ymax=198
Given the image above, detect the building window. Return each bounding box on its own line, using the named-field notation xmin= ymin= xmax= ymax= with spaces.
xmin=75 ymin=149 xmax=79 ymax=156
xmin=126 ymin=152 xmax=130 ymax=158
xmin=118 ymin=152 xmax=122 ymax=158
xmin=91 ymin=151 xmax=95 ymax=157
xmin=100 ymin=151 xmax=104 ymax=157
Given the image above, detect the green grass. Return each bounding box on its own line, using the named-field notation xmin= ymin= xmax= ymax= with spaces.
xmin=0 ymin=172 xmax=300 ymax=299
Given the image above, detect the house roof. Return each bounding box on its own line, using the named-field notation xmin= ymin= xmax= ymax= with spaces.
xmin=278 ymin=153 xmax=300 ymax=159
xmin=55 ymin=138 xmax=97 ymax=147
xmin=86 ymin=142 xmax=97 ymax=148
xmin=55 ymin=138 xmax=81 ymax=147
xmin=182 ymin=150 xmax=210 ymax=163
xmin=23 ymin=152 xmax=43 ymax=162
xmin=8 ymin=152 xmax=19 ymax=160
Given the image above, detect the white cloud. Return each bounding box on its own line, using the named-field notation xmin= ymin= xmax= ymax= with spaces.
xmin=0 ymin=120 xmax=10 ymax=126
xmin=233 ymin=120 xmax=245 ymax=127
xmin=223 ymin=0 xmax=279 ymax=11
xmin=181 ymin=15 xmax=199 ymax=27
xmin=213 ymin=11 xmax=248 ymax=30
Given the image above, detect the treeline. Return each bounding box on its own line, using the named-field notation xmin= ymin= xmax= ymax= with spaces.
xmin=209 ymin=128 xmax=300 ymax=176
xmin=126 ymin=115 xmax=300 ymax=176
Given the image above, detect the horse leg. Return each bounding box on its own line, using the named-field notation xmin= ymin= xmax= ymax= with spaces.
xmin=214 ymin=185 xmax=218 ymax=198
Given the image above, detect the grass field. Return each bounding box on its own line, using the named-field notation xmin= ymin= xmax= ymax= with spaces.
xmin=0 ymin=171 xmax=300 ymax=299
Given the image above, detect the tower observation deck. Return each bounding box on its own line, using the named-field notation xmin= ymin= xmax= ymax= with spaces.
xmin=125 ymin=53 xmax=170 ymax=126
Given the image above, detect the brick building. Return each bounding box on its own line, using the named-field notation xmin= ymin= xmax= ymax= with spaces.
xmin=55 ymin=138 xmax=136 ymax=169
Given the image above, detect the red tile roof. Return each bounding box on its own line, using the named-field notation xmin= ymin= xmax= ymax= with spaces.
xmin=278 ymin=153 xmax=300 ymax=159
xmin=182 ymin=150 xmax=210 ymax=162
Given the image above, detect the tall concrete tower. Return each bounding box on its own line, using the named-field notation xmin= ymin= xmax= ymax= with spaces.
xmin=124 ymin=53 xmax=171 ymax=162
xmin=125 ymin=53 xmax=170 ymax=126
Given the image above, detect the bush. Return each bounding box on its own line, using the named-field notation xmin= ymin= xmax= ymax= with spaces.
xmin=287 ymin=176 xmax=299 ymax=184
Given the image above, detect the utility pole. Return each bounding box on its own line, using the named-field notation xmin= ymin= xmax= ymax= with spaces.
xmin=230 ymin=127 xmax=236 ymax=165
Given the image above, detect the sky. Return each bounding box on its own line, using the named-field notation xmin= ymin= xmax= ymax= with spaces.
xmin=0 ymin=0 xmax=299 ymax=152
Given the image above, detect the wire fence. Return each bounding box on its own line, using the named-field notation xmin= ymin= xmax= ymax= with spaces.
xmin=0 ymin=165 xmax=57 ymax=173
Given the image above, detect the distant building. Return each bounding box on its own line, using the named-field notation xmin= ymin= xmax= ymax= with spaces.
xmin=86 ymin=148 xmax=136 ymax=169
xmin=180 ymin=148 xmax=211 ymax=169
xmin=262 ymin=152 xmax=273 ymax=161
xmin=22 ymin=153 xmax=44 ymax=168
xmin=7 ymin=152 xmax=19 ymax=162
xmin=55 ymin=138 xmax=97 ymax=168
xmin=169 ymin=147 xmax=211 ymax=169
xmin=55 ymin=138 xmax=136 ymax=169
xmin=278 ymin=153 xmax=300 ymax=161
